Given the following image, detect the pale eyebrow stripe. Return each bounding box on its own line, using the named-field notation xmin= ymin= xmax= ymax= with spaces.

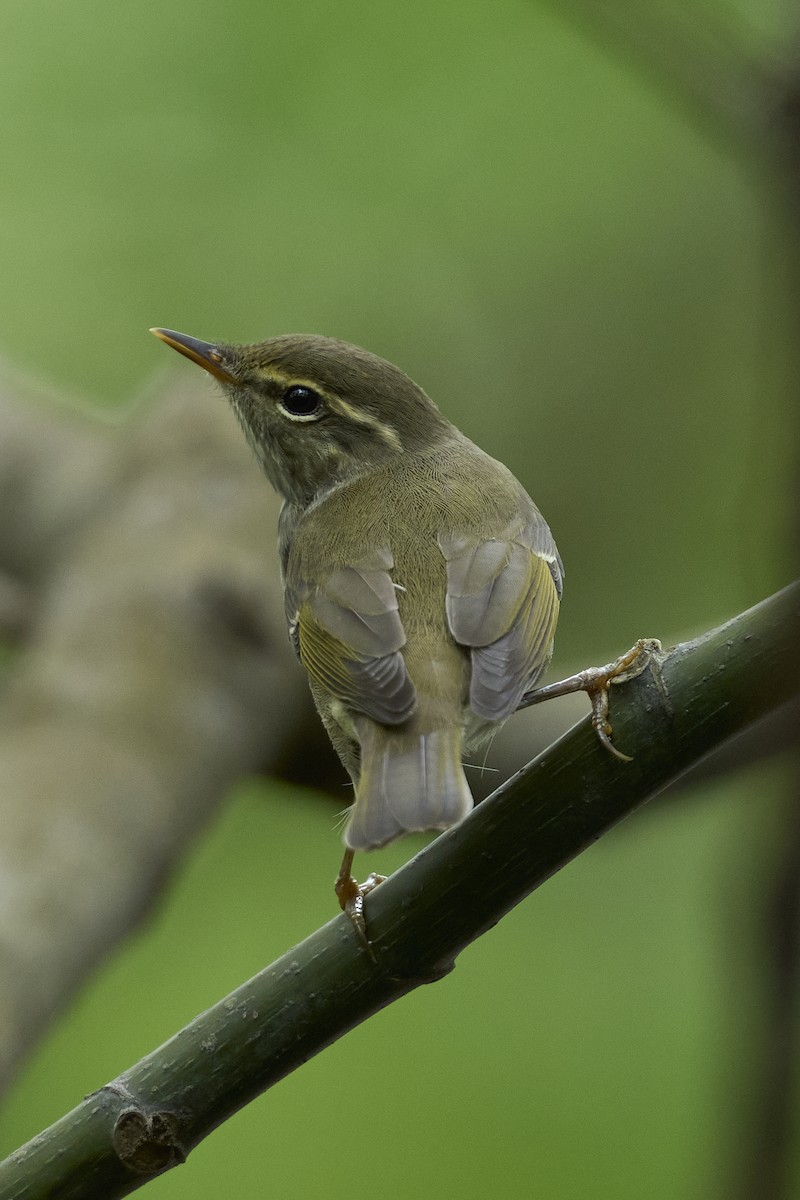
xmin=263 ymin=369 xmax=404 ymax=451
xmin=326 ymin=393 xmax=403 ymax=452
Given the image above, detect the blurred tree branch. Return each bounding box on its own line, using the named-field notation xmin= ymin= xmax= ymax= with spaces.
xmin=537 ymin=0 xmax=785 ymax=157
xmin=0 ymin=580 xmax=797 ymax=1200
xmin=0 ymin=370 xmax=313 ymax=1094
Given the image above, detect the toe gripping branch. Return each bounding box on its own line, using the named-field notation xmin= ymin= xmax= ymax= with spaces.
xmin=335 ymin=848 xmax=386 ymax=960
xmin=519 ymin=637 xmax=669 ymax=762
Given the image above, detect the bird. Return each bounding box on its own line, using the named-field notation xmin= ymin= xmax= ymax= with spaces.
xmin=151 ymin=328 xmax=563 ymax=931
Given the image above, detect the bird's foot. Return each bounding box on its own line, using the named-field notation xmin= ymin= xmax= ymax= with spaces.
xmin=520 ymin=637 xmax=667 ymax=762
xmin=335 ymin=849 xmax=386 ymax=960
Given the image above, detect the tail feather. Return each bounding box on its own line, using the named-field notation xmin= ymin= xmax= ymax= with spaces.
xmin=344 ymin=725 xmax=473 ymax=851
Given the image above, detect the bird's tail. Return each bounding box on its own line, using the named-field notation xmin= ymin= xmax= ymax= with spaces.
xmin=344 ymin=723 xmax=473 ymax=851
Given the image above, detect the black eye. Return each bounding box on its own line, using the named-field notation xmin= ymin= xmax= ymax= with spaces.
xmin=280 ymin=385 xmax=323 ymax=418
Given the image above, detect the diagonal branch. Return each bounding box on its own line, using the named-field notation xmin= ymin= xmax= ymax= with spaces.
xmin=1 ymin=579 xmax=798 ymax=1200
xmin=537 ymin=0 xmax=782 ymax=158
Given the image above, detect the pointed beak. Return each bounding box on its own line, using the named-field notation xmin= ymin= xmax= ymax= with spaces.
xmin=150 ymin=327 xmax=238 ymax=385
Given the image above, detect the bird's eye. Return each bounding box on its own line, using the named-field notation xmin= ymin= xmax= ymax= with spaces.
xmin=280 ymin=385 xmax=323 ymax=420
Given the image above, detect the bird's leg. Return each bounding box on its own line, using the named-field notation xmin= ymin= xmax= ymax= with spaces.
xmin=335 ymin=848 xmax=387 ymax=957
xmin=519 ymin=637 xmax=667 ymax=762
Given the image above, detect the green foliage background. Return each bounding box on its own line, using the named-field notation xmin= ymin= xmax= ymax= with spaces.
xmin=0 ymin=1 xmax=794 ymax=1196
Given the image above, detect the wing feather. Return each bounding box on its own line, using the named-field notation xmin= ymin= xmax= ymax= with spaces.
xmin=287 ymin=551 xmax=416 ymax=726
xmin=441 ymin=511 xmax=561 ymax=721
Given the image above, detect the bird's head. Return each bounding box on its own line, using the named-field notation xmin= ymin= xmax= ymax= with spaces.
xmin=151 ymin=328 xmax=450 ymax=506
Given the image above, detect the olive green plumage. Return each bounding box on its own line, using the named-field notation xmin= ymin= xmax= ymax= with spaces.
xmin=151 ymin=329 xmax=563 ymax=850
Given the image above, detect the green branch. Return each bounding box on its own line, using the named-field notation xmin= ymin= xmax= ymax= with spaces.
xmin=537 ymin=0 xmax=778 ymax=158
xmin=2 ymin=581 xmax=798 ymax=1200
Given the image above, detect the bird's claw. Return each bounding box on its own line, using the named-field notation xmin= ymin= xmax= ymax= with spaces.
xmin=521 ymin=637 xmax=666 ymax=761
xmin=335 ymin=851 xmax=386 ymax=960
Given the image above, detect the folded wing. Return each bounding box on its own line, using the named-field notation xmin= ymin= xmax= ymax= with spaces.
xmin=286 ymin=547 xmax=417 ymax=726
xmin=440 ymin=513 xmax=562 ymax=721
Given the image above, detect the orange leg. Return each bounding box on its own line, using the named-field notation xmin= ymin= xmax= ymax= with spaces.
xmin=520 ymin=637 xmax=667 ymax=762
xmin=335 ymin=848 xmax=386 ymax=958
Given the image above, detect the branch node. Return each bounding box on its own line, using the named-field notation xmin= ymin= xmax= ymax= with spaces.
xmin=112 ymin=1107 xmax=187 ymax=1175
xmin=382 ymin=957 xmax=457 ymax=987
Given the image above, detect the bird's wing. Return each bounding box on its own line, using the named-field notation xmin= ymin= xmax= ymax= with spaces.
xmin=285 ymin=547 xmax=416 ymax=726
xmin=440 ymin=512 xmax=562 ymax=721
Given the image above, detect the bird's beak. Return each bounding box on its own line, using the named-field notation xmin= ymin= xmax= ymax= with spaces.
xmin=150 ymin=328 xmax=238 ymax=385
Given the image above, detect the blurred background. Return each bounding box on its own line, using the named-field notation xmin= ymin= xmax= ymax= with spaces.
xmin=0 ymin=1 xmax=796 ymax=1197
